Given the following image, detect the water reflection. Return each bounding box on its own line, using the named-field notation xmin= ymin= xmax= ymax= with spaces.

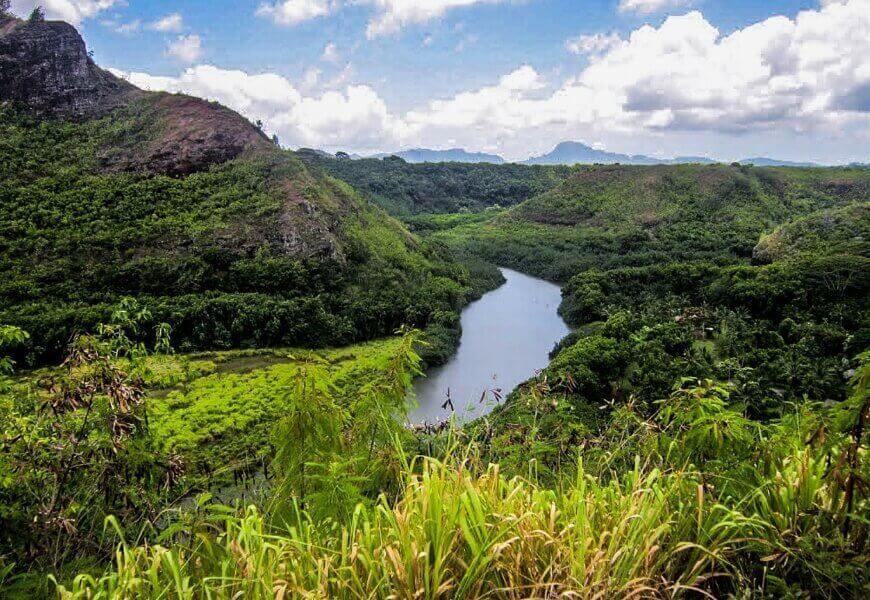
xmin=411 ymin=268 xmax=569 ymax=423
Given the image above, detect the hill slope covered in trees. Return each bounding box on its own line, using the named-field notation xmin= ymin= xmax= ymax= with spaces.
xmin=432 ymin=163 xmax=870 ymax=280
xmin=298 ymin=149 xmax=574 ymax=214
xmin=0 ymin=14 xmax=470 ymax=366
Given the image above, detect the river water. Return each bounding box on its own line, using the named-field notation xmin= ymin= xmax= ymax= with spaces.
xmin=410 ymin=268 xmax=569 ymax=424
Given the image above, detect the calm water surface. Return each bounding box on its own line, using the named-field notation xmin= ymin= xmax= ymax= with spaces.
xmin=411 ymin=268 xmax=569 ymax=423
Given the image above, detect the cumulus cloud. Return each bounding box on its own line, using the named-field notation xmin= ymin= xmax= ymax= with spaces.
xmin=582 ymin=3 xmax=870 ymax=131
xmin=618 ymin=0 xmax=691 ymax=14
xmin=113 ymin=1 xmax=870 ymax=161
xmin=405 ymin=0 xmax=870 ymax=155
xmin=565 ymin=32 xmax=622 ymax=55
xmin=360 ymin=0 xmax=506 ymax=38
xmin=10 ymin=0 xmax=119 ymax=24
xmin=256 ymin=0 xmax=335 ymax=26
xmin=111 ymin=65 xmax=408 ymax=154
xmin=150 ymin=13 xmax=184 ymax=33
xmin=166 ymin=34 xmax=204 ymax=63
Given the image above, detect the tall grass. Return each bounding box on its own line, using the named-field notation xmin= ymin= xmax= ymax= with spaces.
xmin=52 ymin=445 xmax=850 ymax=599
xmin=50 ymin=362 xmax=869 ymax=599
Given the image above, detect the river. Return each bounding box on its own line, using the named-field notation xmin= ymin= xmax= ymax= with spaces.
xmin=410 ymin=267 xmax=569 ymax=424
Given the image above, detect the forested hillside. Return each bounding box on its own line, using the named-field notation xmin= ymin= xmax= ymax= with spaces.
xmin=432 ymin=163 xmax=870 ymax=280
xmin=298 ymin=149 xmax=574 ymax=214
xmin=0 ymin=16 xmax=470 ymax=367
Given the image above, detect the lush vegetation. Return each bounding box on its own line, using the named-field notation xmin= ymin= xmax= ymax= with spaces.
xmin=10 ymin=356 xmax=868 ymax=598
xmin=298 ymin=150 xmax=573 ymax=215
xmin=431 ymin=164 xmax=870 ymax=281
xmin=1 ymin=89 xmax=868 ymax=598
xmin=0 ymin=107 xmax=475 ymax=367
xmin=1 ymin=303 xmax=429 ymax=595
xmin=4 ymin=291 xmax=867 ymax=598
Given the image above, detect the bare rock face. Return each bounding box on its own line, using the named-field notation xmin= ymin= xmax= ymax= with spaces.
xmin=0 ymin=16 xmax=140 ymax=119
xmin=98 ymin=94 xmax=276 ymax=177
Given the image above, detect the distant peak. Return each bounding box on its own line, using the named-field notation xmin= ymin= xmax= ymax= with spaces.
xmin=523 ymin=140 xmax=717 ymax=166
xmin=370 ymin=148 xmax=505 ymax=164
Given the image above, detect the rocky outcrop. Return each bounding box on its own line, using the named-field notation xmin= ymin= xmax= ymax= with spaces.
xmin=0 ymin=15 xmax=274 ymax=175
xmin=0 ymin=16 xmax=140 ymax=119
xmin=98 ymin=94 xmax=275 ymax=177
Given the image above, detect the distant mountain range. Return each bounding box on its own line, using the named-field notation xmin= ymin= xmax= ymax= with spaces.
xmin=522 ymin=141 xmax=717 ymax=166
xmin=737 ymin=157 xmax=819 ymax=167
xmin=370 ymin=148 xmax=505 ymax=164
xmin=333 ymin=141 xmax=843 ymax=167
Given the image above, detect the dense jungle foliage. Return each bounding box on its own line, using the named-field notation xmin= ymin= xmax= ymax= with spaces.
xmin=3 ymin=154 xmax=867 ymax=597
xmin=0 ymin=107 xmax=474 ymax=368
xmin=297 ymin=150 xmax=574 ymax=215
xmin=0 ymin=50 xmax=868 ymax=596
xmin=430 ymin=163 xmax=870 ymax=281
xmin=2 ymin=316 xmax=867 ymax=598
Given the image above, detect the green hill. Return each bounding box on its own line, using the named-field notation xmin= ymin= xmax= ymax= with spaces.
xmin=298 ymin=150 xmax=574 ymax=215
xmin=434 ymin=163 xmax=870 ymax=280
xmin=753 ymin=202 xmax=869 ymax=262
xmin=0 ymin=18 xmax=468 ymax=366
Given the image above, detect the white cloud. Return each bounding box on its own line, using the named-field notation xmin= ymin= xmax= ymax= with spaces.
xmin=166 ymin=34 xmax=204 ymax=63
xmin=10 ymin=0 xmax=119 ymax=24
xmin=361 ymin=0 xmax=506 ymax=38
xmin=407 ymin=1 xmax=870 ymax=155
xmin=109 ymin=19 xmax=141 ymax=35
xmin=321 ymin=42 xmax=340 ymax=62
xmin=255 ymin=0 xmax=508 ymax=37
xmin=256 ymin=0 xmax=335 ymax=26
xmin=112 ymin=1 xmax=870 ymax=162
xmin=302 ymin=67 xmax=322 ymax=91
xmin=150 ymin=13 xmax=184 ymax=33
xmin=566 ymin=32 xmax=622 ymax=55
xmin=111 ymin=65 xmax=408 ymax=155
xmin=618 ymin=0 xmax=691 ymax=14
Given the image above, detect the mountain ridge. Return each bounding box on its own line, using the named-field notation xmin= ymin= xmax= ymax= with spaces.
xmin=370 ymin=148 xmax=505 ymax=164
xmin=523 ymin=141 xmax=715 ymax=166
xmin=360 ymin=142 xmax=833 ymax=167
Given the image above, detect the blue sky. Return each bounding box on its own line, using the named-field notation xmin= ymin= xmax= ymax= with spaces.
xmin=10 ymin=1 xmax=870 ymax=162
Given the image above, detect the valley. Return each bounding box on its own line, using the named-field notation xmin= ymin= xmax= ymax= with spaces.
xmin=0 ymin=7 xmax=868 ymax=600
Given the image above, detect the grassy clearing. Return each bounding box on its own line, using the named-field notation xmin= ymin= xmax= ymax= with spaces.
xmin=54 ymin=458 xmax=727 ymax=599
xmin=142 ymin=339 xmax=407 ymax=477
xmin=52 ymin=444 xmax=864 ymax=598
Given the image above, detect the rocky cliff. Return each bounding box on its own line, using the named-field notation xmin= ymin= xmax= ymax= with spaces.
xmin=0 ymin=15 xmax=139 ymax=119
xmin=0 ymin=15 xmax=273 ymax=175
xmin=0 ymin=15 xmax=460 ymax=366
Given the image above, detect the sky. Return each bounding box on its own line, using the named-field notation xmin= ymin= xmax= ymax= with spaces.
xmin=8 ymin=0 xmax=870 ymax=163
